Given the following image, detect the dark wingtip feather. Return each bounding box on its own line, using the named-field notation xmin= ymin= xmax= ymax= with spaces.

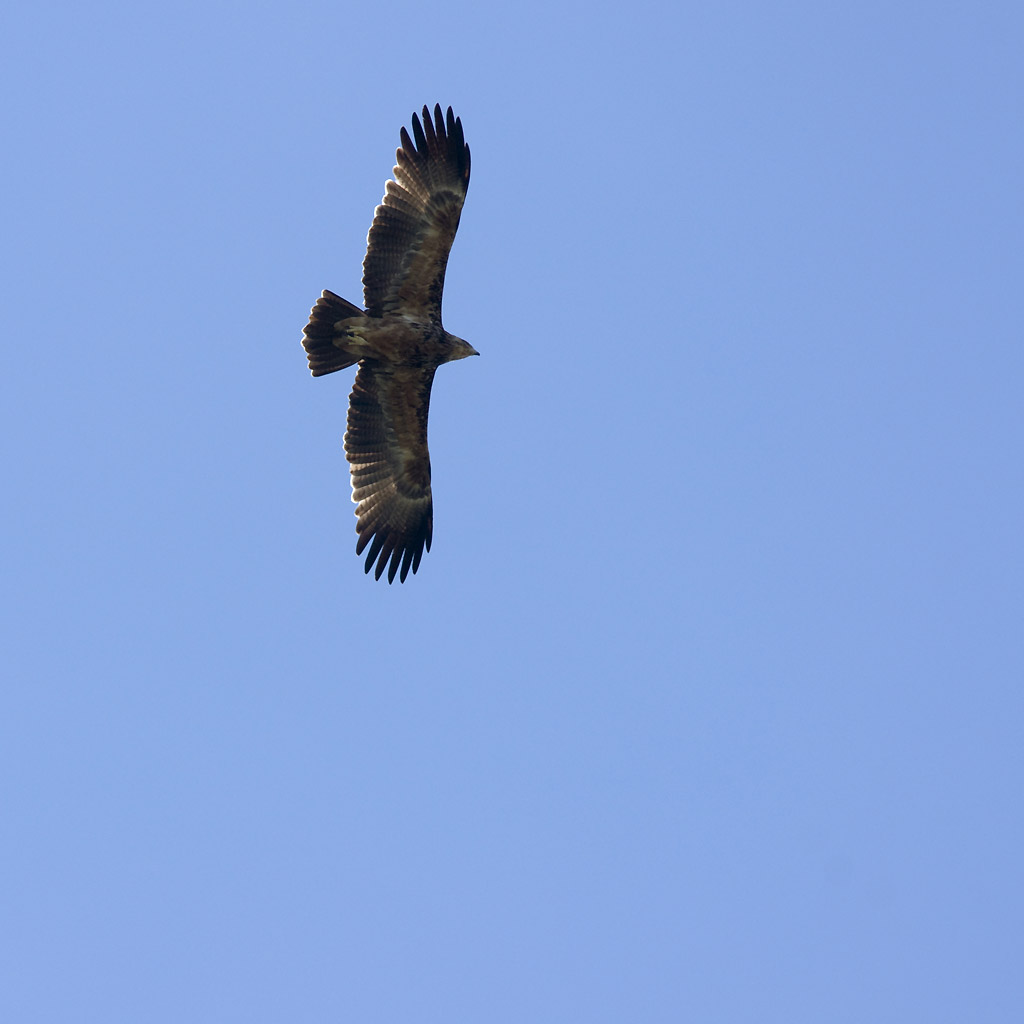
xmin=356 ymin=518 xmax=430 ymax=584
xmin=387 ymin=548 xmax=402 ymax=583
xmin=400 ymin=545 xmax=415 ymax=583
xmin=411 ymin=110 xmax=427 ymax=153
xmin=421 ymin=106 xmax=437 ymax=150
xmin=361 ymin=533 xmax=383 ymax=569
xmin=400 ymin=105 xmax=468 ymax=174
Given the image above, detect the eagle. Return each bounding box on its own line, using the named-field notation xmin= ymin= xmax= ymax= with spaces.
xmin=302 ymin=104 xmax=476 ymax=583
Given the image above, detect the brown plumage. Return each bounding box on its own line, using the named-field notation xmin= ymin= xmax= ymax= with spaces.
xmin=302 ymin=105 xmax=476 ymax=583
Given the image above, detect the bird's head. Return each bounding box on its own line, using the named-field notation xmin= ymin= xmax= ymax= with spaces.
xmin=444 ymin=333 xmax=479 ymax=361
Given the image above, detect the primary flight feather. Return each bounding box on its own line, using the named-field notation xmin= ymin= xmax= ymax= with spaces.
xmin=302 ymin=104 xmax=476 ymax=583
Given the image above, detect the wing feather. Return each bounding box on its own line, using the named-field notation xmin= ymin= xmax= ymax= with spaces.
xmin=345 ymin=365 xmax=435 ymax=583
xmin=362 ymin=104 xmax=471 ymax=321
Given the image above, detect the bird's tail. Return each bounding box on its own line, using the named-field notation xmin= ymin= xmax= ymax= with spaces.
xmin=302 ymin=290 xmax=366 ymax=377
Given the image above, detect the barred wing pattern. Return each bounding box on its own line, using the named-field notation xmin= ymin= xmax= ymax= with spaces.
xmin=345 ymin=365 xmax=436 ymax=583
xmin=362 ymin=104 xmax=471 ymax=320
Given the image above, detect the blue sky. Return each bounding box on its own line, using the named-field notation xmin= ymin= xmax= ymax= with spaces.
xmin=3 ymin=1 xmax=1022 ymax=1020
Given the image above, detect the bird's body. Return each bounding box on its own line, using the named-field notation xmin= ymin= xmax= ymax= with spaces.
xmin=302 ymin=105 xmax=475 ymax=583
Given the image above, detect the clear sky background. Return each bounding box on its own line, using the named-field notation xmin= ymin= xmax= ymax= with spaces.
xmin=3 ymin=1 xmax=1022 ymax=1020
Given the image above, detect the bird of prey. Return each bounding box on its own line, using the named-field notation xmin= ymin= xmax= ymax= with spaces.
xmin=302 ymin=104 xmax=476 ymax=583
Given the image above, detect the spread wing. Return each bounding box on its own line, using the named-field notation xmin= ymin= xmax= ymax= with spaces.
xmin=345 ymin=364 xmax=435 ymax=583
xmin=363 ymin=104 xmax=471 ymax=321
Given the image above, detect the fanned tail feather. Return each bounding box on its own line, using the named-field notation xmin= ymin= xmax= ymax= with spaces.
xmin=302 ymin=289 xmax=366 ymax=376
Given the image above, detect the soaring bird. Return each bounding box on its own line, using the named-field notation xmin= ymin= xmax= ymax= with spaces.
xmin=302 ymin=105 xmax=475 ymax=583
